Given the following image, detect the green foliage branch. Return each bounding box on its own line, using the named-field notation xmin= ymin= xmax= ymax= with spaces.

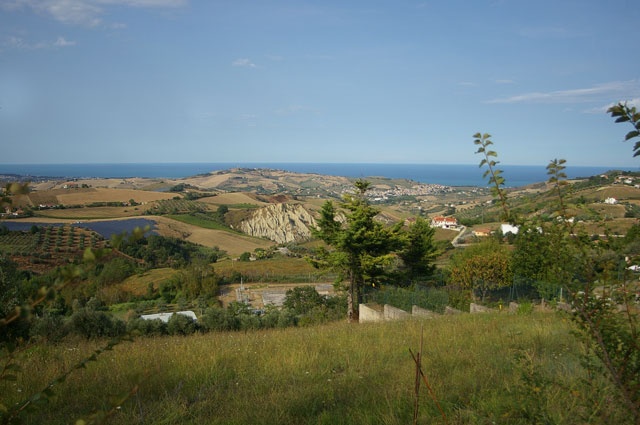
xmin=473 ymin=130 xmax=640 ymax=423
xmin=474 ymin=132 xmax=511 ymax=222
xmin=608 ymin=102 xmax=640 ymax=157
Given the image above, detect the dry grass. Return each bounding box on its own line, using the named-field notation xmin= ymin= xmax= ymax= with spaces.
xmin=115 ymin=268 xmax=178 ymax=296
xmin=214 ymin=256 xmax=319 ymax=277
xmin=586 ymin=185 xmax=640 ymax=201
xmin=151 ymin=216 xmax=272 ymax=256
xmin=587 ymin=203 xmax=627 ymax=219
xmin=56 ymin=188 xmax=177 ymax=204
xmin=197 ymin=192 xmax=268 ymax=206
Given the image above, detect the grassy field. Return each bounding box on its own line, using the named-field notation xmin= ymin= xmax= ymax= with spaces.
xmin=167 ymin=214 xmax=234 ymax=232
xmin=3 ymin=312 xmax=628 ymax=425
xmin=213 ymin=256 xmax=325 ymax=282
xmin=113 ymin=267 xmax=178 ymax=296
xmin=149 ymin=216 xmax=272 ymax=257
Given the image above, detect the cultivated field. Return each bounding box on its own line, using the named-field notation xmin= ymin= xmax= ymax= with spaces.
xmin=55 ymin=187 xmax=178 ymax=204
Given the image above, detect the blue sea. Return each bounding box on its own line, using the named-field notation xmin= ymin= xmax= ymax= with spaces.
xmin=0 ymin=162 xmax=633 ymax=187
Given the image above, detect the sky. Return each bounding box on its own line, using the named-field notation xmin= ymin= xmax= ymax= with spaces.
xmin=1 ymin=0 xmax=640 ymax=167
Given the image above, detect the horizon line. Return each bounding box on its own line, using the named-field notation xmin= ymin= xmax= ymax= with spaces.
xmin=0 ymin=161 xmax=637 ymax=169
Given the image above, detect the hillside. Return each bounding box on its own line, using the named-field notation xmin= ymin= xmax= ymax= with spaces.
xmin=4 ymin=168 xmax=640 ymax=267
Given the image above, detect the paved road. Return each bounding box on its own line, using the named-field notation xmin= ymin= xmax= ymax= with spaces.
xmin=451 ymin=225 xmax=468 ymax=247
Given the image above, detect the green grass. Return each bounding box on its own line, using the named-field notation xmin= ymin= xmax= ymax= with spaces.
xmin=167 ymin=214 xmax=235 ymax=232
xmin=3 ymin=313 xmax=628 ymax=424
xmin=214 ymin=256 xmax=328 ymax=282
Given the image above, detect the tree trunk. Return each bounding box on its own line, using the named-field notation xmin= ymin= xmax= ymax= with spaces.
xmin=347 ymin=287 xmax=355 ymax=323
xmin=347 ymin=273 xmax=360 ymax=323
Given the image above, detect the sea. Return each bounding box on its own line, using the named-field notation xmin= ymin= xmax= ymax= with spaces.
xmin=0 ymin=163 xmax=634 ymax=188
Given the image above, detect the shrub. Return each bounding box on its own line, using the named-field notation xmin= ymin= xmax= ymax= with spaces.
xmin=29 ymin=312 xmax=68 ymax=342
xmin=167 ymin=313 xmax=199 ymax=335
xmin=126 ymin=317 xmax=168 ymax=336
xmin=283 ymin=286 xmax=325 ymax=315
xmin=67 ymin=309 xmax=125 ymax=339
xmin=201 ymin=307 xmax=240 ymax=332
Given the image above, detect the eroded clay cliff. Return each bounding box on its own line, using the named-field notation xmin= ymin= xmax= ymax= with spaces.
xmin=238 ymin=203 xmax=317 ymax=244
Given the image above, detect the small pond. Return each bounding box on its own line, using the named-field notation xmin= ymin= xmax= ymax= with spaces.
xmin=0 ymin=218 xmax=157 ymax=239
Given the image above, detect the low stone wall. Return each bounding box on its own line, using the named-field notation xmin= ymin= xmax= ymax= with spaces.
xmin=384 ymin=304 xmax=411 ymax=320
xmin=360 ymin=300 xmax=579 ymax=323
xmin=359 ymin=303 xmax=438 ymax=323
xmin=469 ymin=303 xmax=496 ymax=313
xmin=359 ymin=303 xmax=385 ymax=322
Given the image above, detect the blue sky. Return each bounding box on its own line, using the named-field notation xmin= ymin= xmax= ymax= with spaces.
xmin=1 ymin=0 xmax=639 ymax=167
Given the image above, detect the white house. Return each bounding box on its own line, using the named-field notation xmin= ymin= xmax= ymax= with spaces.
xmin=500 ymin=223 xmax=519 ymax=235
xmin=431 ymin=216 xmax=458 ymax=229
xmin=140 ymin=311 xmax=198 ymax=323
xmin=604 ymin=197 xmax=618 ymax=205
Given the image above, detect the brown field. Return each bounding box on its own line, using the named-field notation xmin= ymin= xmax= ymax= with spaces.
xmin=586 ymin=185 xmax=640 ymax=201
xmin=197 ymin=192 xmax=267 ymax=206
xmin=588 ymin=202 xmax=627 ymax=218
xmin=182 ymin=172 xmax=241 ymax=188
xmin=13 ymin=187 xmax=178 ymax=209
xmin=151 ymin=216 xmax=272 ymax=256
xmin=576 ymin=217 xmax=637 ymax=235
xmin=31 ymin=177 xmax=181 ymax=190
xmin=56 ymin=187 xmax=178 ymax=204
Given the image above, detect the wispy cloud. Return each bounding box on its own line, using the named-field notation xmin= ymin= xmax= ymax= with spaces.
xmin=53 ymin=36 xmax=76 ymax=47
xmin=486 ymin=80 xmax=640 ymax=105
xmin=495 ymin=79 xmax=515 ymax=84
xmin=585 ymin=98 xmax=640 ymax=114
xmin=232 ymin=58 xmax=257 ymax=68
xmin=274 ymin=105 xmax=316 ymax=115
xmin=2 ymin=35 xmax=76 ymax=50
xmin=0 ymin=0 xmax=187 ymax=27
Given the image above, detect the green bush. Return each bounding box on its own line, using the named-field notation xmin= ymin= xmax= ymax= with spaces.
xmin=67 ymin=309 xmax=125 ymax=339
xmin=167 ymin=313 xmax=199 ymax=335
xmin=126 ymin=317 xmax=168 ymax=336
xmin=201 ymin=307 xmax=240 ymax=332
xmin=30 ymin=313 xmax=68 ymax=343
xmin=366 ymin=285 xmax=449 ymax=313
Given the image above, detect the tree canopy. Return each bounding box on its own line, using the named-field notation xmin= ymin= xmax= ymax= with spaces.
xmin=311 ymin=179 xmax=437 ymax=322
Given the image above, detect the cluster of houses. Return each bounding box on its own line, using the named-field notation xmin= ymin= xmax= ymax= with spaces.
xmin=368 ymin=183 xmax=453 ymax=202
xmin=1 ymin=207 xmax=26 ymax=218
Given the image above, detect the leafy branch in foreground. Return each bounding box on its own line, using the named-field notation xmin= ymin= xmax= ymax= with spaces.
xmin=608 ymin=102 xmax=640 ymax=157
xmin=473 ymin=132 xmax=511 ymax=222
xmin=472 ymin=131 xmax=640 ymax=423
xmin=1 ymin=183 xmax=29 ymax=211
xmin=546 ymin=158 xmax=570 ymax=220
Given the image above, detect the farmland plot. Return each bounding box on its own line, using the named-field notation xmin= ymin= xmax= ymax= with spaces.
xmin=56 ymin=188 xmax=178 ymax=205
